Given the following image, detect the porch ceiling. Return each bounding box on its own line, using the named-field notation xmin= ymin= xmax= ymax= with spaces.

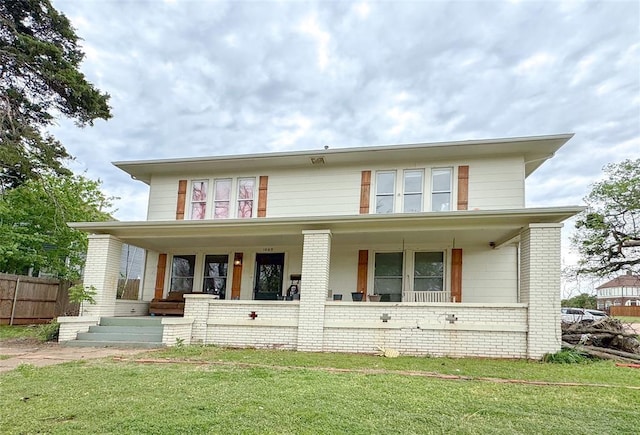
xmin=69 ymin=206 xmax=583 ymax=252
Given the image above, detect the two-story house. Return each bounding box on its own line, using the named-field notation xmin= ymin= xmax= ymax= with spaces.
xmin=596 ymin=271 xmax=640 ymax=310
xmin=59 ymin=134 xmax=582 ymax=359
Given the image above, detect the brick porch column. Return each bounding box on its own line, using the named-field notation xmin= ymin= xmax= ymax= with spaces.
xmin=297 ymin=230 xmax=331 ymax=352
xmin=82 ymin=234 xmax=123 ymax=317
xmin=519 ymin=223 xmax=562 ymax=359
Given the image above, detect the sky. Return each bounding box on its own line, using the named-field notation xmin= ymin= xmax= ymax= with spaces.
xmin=49 ymin=0 xmax=639 ymax=292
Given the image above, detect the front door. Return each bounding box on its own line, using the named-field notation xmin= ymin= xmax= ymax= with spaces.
xmin=254 ymin=253 xmax=285 ymax=300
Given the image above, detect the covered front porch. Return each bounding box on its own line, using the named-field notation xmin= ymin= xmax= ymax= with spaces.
xmin=61 ymin=208 xmax=577 ymax=358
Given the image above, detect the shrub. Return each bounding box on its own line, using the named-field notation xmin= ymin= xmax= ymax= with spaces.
xmin=543 ymin=349 xmax=592 ymax=364
xmin=38 ymin=320 xmax=60 ymax=342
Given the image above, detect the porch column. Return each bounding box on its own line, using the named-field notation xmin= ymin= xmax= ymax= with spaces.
xmin=82 ymin=234 xmax=123 ymax=317
xmin=297 ymin=229 xmax=332 ymax=352
xmin=519 ymin=223 xmax=562 ymax=359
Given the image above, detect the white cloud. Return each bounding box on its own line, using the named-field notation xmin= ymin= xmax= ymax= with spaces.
xmin=514 ymin=52 xmax=556 ymax=75
xmin=297 ymin=12 xmax=332 ymax=71
xmin=46 ymin=0 xmax=639 ymax=268
xmin=352 ymin=2 xmax=371 ymax=19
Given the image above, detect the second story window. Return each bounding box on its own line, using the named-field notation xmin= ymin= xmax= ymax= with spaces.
xmin=237 ymin=177 xmax=255 ymax=218
xmin=403 ymin=170 xmax=423 ymax=213
xmin=375 ymin=171 xmax=395 ymax=214
xmin=214 ymin=178 xmax=232 ymax=219
xmin=431 ymin=168 xmax=452 ymax=211
xmin=190 ymin=180 xmax=208 ymax=220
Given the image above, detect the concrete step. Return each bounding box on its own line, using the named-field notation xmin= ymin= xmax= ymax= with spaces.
xmin=99 ymin=317 xmax=162 ymax=327
xmin=88 ymin=325 xmax=163 ymax=334
xmin=77 ymin=332 xmax=163 ymax=342
xmin=63 ymin=340 xmax=165 ymax=349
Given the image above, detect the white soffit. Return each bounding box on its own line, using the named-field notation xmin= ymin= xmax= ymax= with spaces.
xmin=114 ymin=133 xmax=574 ymax=184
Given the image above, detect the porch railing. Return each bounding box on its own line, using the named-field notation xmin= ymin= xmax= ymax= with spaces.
xmin=402 ymin=290 xmax=452 ymax=303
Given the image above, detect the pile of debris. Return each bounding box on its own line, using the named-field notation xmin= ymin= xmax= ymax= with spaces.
xmin=562 ymin=317 xmax=640 ymax=363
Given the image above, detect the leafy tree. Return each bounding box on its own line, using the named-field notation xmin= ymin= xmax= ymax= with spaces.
xmin=0 ymin=0 xmax=111 ymax=189
xmin=561 ymin=293 xmax=597 ymax=309
xmin=573 ymin=159 xmax=640 ymax=277
xmin=0 ymin=174 xmax=114 ymax=279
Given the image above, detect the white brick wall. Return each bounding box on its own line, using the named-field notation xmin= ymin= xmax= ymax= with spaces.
xmin=184 ymin=294 xmax=215 ymax=343
xmin=83 ymin=235 xmax=122 ymax=317
xmin=206 ymin=300 xmax=300 ymax=349
xmin=191 ymin=299 xmax=528 ymax=358
xmin=297 ymin=230 xmax=331 ymax=351
xmin=162 ymin=318 xmax=194 ymax=346
xmin=323 ymin=303 xmax=527 ymax=357
xmin=57 ymin=316 xmax=99 ymax=341
xmin=520 ymin=224 xmax=562 ymax=358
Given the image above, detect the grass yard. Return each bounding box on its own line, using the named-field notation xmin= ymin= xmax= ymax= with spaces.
xmin=614 ymin=316 xmax=640 ymax=324
xmin=0 ymin=324 xmax=43 ymax=341
xmin=1 ymin=347 xmax=639 ymax=434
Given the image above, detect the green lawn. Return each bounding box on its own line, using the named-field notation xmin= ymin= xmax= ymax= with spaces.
xmin=1 ymin=347 xmax=639 ymax=434
xmin=614 ymin=316 xmax=640 ymax=323
xmin=0 ymin=325 xmax=43 ymax=341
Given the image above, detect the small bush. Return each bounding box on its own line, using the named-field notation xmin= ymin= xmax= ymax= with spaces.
xmin=543 ymin=349 xmax=591 ymax=364
xmin=38 ymin=320 xmax=60 ymax=342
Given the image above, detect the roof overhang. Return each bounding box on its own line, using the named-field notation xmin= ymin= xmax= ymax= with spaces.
xmin=70 ymin=207 xmax=584 ymax=252
xmin=114 ymin=134 xmax=574 ymax=184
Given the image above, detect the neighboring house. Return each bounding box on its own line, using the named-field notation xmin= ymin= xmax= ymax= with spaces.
xmin=60 ymin=134 xmax=582 ymax=359
xmin=596 ymin=271 xmax=640 ymax=310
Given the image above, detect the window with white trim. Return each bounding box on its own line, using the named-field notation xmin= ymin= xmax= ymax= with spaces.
xmin=374 ymin=252 xmax=403 ymax=302
xmin=375 ymin=171 xmax=395 ymax=214
xmin=237 ymin=177 xmax=256 ymax=218
xmin=403 ymin=170 xmax=423 ymax=213
xmin=431 ymin=168 xmax=452 ymax=211
xmin=170 ymin=255 xmax=196 ymax=292
xmin=213 ymin=178 xmax=232 ymax=219
xmin=189 ymin=180 xmax=208 ymax=220
xmin=413 ymin=252 xmax=444 ymax=291
xmin=373 ymin=250 xmax=445 ymax=302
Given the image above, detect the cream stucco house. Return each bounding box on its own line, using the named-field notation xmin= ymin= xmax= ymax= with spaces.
xmin=59 ymin=134 xmax=582 ymax=359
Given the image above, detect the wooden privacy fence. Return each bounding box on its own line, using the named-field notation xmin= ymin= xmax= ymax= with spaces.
xmin=610 ymin=306 xmax=640 ymax=317
xmin=118 ymin=279 xmax=140 ymax=300
xmin=0 ymin=274 xmax=78 ymax=325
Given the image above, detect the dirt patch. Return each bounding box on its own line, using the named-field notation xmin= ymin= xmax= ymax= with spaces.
xmin=0 ymin=341 xmax=150 ymax=373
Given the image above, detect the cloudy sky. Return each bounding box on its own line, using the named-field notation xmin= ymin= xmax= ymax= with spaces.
xmin=50 ymin=0 xmax=639 ymax=287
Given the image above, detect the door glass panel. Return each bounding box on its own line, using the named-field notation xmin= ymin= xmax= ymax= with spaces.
xmin=414 ymin=252 xmax=444 ymax=291
xmin=170 ymin=255 xmax=195 ymax=292
xmin=203 ymin=254 xmax=228 ymax=298
xmin=254 ymin=253 xmax=285 ymax=300
xmin=374 ymin=252 xmax=403 ymax=302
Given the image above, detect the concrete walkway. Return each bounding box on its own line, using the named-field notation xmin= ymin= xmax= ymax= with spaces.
xmin=0 ymin=342 xmax=149 ymax=373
